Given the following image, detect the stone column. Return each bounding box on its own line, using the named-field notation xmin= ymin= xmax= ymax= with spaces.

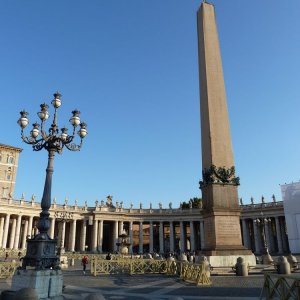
xmin=253 ymin=220 xmax=261 ymax=254
xmin=119 ymin=221 xmax=124 ymax=235
xmin=169 ymin=221 xmax=175 ymax=253
xmin=61 ymin=221 xmax=66 ymax=249
xmin=92 ymin=219 xmax=98 ymax=252
xmin=241 ymin=219 xmax=250 ymax=249
xmin=21 ymin=219 xmax=29 ymax=249
xmin=190 ymin=221 xmax=195 ymax=252
xmin=27 ymin=216 xmax=33 ymax=239
xmin=280 ymin=218 xmax=289 ymax=253
xmin=139 ymin=221 xmax=143 ymax=254
xmin=70 ymin=220 xmax=77 ymax=252
xmin=159 ymin=221 xmax=164 ymax=254
xmin=14 ymin=215 xmax=22 ymax=249
xmin=275 ymin=217 xmax=283 ymax=253
xmin=129 ymin=221 xmax=133 ymax=254
xmin=50 ymin=218 xmax=55 ymax=239
xmin=33 ymin=220 xmax=38 ymax=236
xmin=149 ymin=221 xmax=154 ymax=253
xmin=2 ymin=214 xmax=10 ymax=248
xmin=98 ymin=220 xmax=103 ymax=253
xmin=268 ymin=220 xmax=275 ymax=253
xmin=0 ymin=216 xmax=5 ymax=247
xmin=180 ymin=221 xmax=185 ymax=252
xmin=114 ymin=221 xmax=119 ymax=252
xmin=200 ymin=221 xmax=205 ymax=250
xmin=264 ymin=221 xmax=271 ymax=251
xmin=80 ymin=219 xmax=87 ymax=252
xmin=9 ymin=218 xmax=17 ymax=249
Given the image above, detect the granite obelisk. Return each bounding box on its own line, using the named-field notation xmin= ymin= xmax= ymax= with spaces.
xmin=197 ymin=2 xmax=254 ymax=266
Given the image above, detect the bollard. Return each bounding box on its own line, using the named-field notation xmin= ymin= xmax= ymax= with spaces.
xmin=234 ymin=257 xmax=248 ymax=276
xmin=287 ymin=254 xmax=298 ymax=271
xmin=196 ymin=255 xmax=211 ymax=278
xmin=262 ymin=252 xmax=274 ymax=265
xmin=277 ymin=256 xmax=291 ymax=274
xmin=180 ymin=253 xmax=188 ymax=262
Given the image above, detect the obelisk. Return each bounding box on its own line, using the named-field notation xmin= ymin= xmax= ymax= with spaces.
xmin=197 ymin=2 xmax=254 ymax=266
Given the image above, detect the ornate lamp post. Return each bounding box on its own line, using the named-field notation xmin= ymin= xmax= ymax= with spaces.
xmin=17 ymin=92 xmax=87 ymax=269
xmin=254 ymin=212 xmax=272 ymax=264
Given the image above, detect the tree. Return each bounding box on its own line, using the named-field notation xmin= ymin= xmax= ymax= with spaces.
xmin=181 ymin=197 xmax=202 ymax=209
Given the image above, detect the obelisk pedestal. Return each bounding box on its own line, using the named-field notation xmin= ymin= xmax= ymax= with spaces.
xmin=197 ymin=2 xmax=255 ymax=267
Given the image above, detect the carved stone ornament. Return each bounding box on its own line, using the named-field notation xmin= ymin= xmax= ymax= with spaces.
xmin=199 ymin=165 xmax=240 ymax=189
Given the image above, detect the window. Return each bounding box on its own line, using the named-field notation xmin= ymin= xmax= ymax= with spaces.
xmin=6 ymin=153 xmax=14 ymax=164
xmin=5 ymin=168 xmax=12 ymax=180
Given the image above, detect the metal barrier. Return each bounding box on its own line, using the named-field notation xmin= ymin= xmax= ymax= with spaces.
xmin=91 ymin=259 xmax=167 ymax=275
xmin=179 ymin=262 xmax=211 ymax=286
xmin=91 ymin=258 xmax=211 ymax=286
xmin=260 ymin=273 xmax=300 ymax=300
xmin=0 ymin=249 xmax=26 ymax=259
xmin=0 ymin=261 xmax=20 ymax=279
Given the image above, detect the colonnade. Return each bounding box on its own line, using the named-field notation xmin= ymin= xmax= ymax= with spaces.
xmin=0 ymin=205 xmax=289 ymax=255
xmin=241 ymin=216 xmax=289 ymax=254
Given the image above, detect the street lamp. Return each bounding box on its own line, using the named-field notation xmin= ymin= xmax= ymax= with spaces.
xmin=17 ymin=92 xmax=87 ymax=269
xmin=254 ymin=212 xmax=272 ymax=264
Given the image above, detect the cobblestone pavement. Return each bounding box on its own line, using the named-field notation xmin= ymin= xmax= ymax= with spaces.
xmin=0 ymin=268 xmax=264 ymax=299
xmin=62 ymin=271 xmax=263 ymax=299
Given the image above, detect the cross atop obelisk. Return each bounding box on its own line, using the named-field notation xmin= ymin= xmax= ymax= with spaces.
xmin=197 ymin=2 xmax=254 ymax=266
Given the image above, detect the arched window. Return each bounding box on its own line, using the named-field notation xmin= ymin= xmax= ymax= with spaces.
xmin=6 ymin=154 xmax=14 ymax=164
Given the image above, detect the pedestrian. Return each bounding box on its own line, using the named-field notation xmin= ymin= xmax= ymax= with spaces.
xmin=81 ymin=255 xmax=88 ymax=274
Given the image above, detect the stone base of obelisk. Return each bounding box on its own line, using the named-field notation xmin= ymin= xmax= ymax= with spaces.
xmin=203 ymin=252 xmax=256 ymax=267
xmin=201 ymin=185 xmax=256 ymax=267
xmin=11 ymin=269 xmax=63 ymax=299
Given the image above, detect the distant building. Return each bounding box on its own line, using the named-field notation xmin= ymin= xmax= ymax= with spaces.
xmin=0 ymin=143 xmax=22 ymax=198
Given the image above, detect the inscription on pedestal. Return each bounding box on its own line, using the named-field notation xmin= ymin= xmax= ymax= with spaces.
xmin=216 ymin=217 xmax=241 ymax=244
xmin=217 ymin=219 xmax=240 ymax=236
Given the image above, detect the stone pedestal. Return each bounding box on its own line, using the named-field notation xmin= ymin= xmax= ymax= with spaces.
xmin=11 ymin=269 xmax=63 ymax=299
xmin=200 ymin=185 xmax=254 ymax=266
xmin=207 ymin=254 xmax=256 ymax=268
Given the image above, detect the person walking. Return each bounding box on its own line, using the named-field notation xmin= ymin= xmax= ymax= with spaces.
xmin=81 ymin=255 xmax=88 ymax=275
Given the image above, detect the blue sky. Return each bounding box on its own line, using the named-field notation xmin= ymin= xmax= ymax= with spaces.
xmin=1 ymin=0 xmax=299 ymax=208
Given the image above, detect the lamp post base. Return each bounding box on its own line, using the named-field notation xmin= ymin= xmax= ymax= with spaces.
xmin=11 ymin=269 xmax=63 ymax=299
xmin=22 ymin=234 xmax=60 ymax=270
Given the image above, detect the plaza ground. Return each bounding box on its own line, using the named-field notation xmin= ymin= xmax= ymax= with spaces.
xmin=0 ymin=265 xmax=265 ymax=300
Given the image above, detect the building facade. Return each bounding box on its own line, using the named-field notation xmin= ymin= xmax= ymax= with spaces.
xmin=0 ymin=144 xmax=22 ymax=199
xmin=0 ymin=143 xmax=289 ymax=255
xmin=0 ymin=195 xmax=289 ymax=255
